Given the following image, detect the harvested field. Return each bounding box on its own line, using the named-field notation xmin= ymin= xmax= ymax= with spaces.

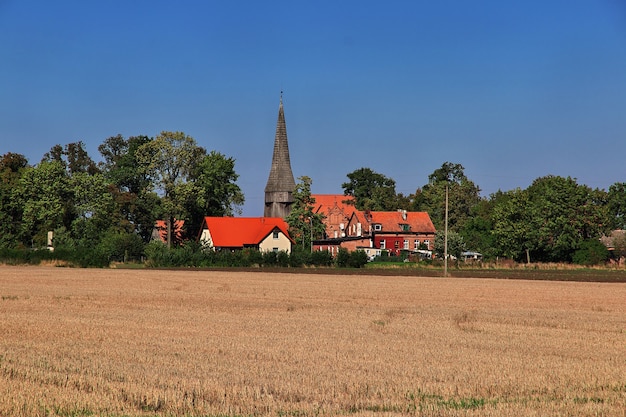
xmin=0 ymin=266 xmax=625 ymax=416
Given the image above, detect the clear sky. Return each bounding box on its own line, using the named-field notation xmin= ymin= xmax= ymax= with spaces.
xmin=2 ymin=1 xmax=625 ymax=216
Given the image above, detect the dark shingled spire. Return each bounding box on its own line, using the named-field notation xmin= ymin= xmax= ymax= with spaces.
xmin=264 ymin=93 xmax=296 ymax=218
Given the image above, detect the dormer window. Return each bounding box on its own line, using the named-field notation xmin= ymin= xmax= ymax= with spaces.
xmin=373 ymin=224 xmax=382 ymax=231
xmin=400 ymin=224 xmax=410 ymax=232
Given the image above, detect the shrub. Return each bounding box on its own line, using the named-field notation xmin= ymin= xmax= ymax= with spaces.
xmin=348 ymin=250 xmax=369 ymax=268
xmin=336 ymin=248 xmax=350 ymax=268
xmin=310 ymin=250 xmax=333 ymax=267
xmin=572 ymin=239 xmax=609 ymax=266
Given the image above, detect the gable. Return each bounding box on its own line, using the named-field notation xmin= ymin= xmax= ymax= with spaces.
xmin=199 ymin=217 xmax=294 ymax=248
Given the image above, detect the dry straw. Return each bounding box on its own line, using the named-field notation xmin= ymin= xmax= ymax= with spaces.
xmin=0 ymin=266 xmax=624 ymax=416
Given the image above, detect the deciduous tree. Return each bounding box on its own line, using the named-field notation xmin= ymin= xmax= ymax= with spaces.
xmin=342 ymin=167 xmax=398 ymax=211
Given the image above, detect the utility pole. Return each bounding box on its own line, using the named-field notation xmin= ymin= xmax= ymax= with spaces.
xmin=309 ymin=217 xmax=313 ymax=253
xmin=444 ymin=183 xmax=449 ymax=278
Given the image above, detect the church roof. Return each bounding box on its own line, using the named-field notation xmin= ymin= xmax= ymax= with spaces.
xmin=264 ymin=95 xmax=296 ymax=193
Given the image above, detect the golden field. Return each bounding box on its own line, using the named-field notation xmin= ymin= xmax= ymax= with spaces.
xmin=0 ymin=266 xmax=625 ymax=417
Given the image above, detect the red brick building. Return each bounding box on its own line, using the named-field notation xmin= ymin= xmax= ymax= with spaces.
xmin=345 ymin=210 xmax=436 ymax=257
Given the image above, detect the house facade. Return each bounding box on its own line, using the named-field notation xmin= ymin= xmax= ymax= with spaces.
xmin=311 ymin=194 xmax=357 ymax=239
xmin=198 ymin=217 xmax=294 ymax=253
xmin=345 ymin=210 xmax=436 ymax=257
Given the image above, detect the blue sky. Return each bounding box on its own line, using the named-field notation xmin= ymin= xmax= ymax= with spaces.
xmin=2 ymin=1 xmax=625 ymax=216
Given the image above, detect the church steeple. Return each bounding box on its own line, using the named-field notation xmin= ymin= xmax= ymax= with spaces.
xmin=264 ymin=93 xmax=296 ymax=218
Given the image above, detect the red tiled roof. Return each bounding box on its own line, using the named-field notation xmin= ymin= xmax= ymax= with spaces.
xmin=358 ymin=210 xmax=436 ymax=234
xmin=311 ymin=194 xmax=356 ymax=216
xmin=200 ymin=217 xmax=293 ymax=248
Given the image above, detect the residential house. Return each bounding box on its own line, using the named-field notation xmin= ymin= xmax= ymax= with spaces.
xmin=345 ymin=210 xmax=436 ymax=257
xmin=198 ymin=217 xmax=294 ymax=254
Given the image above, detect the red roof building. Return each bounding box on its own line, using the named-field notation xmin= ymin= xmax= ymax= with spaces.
xmin=198 ymin=217 xmax=294 ymax=253
xmin=346 ymin=210 xmax=436 ymax=256
xmin=311 ymin=194 xmax=357 ymax=239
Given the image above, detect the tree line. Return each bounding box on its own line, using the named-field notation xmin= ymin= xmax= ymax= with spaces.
xmin=338 ymin=162 xmax=626 ymax=264
xmin=0 ymin=132 xmax=244 ymax=265
xmin=1 ymin=133 xmax=625 ymax=266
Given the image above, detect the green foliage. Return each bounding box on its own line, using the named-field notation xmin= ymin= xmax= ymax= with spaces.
xmin=310 ymin=249 xmax=334 ymax=266
xmin=572 ymin=239 xmax=609 ymax=266
xmin=434 ymin=231 xmax=466 ymax=260
xmin=285 ymin=176 xmax=326 ymax=248
xmin=607 ymin=182 xmax=626 ymax=229
xmin=336 ymin=248 xmax=350 ymax=268
xmin=348 ymin=250 xmax=368 ymax=268
xmin=342 ymin=167 xmax=398 ymax=211
xmin=411 ymin=162 xmax=482 ymax=233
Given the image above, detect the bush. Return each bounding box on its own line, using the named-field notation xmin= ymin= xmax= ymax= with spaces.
xmin=336 ymin=248 xmax=350 ymax=268
xmin=572 ymin=239 xmax=609 ymax=266
xmin=310 ymin=250 xmax=333 ymax=267
xmin=348 ymin=250 xmax=369 ymax=268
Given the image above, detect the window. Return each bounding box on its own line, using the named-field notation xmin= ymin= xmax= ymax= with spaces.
xmin=273 ymin=247 xmax=279 ymax=252
xmin=414 ymin=240 xmax=419 ymax=249
xmin=401 ymin=224 xmax=410 ymax=232
xmin=404 ymin=240 xmax=409 ymax=250
xmin=380 ymin=239 xmax=386 ymax=249
xmin=374 ymin=224 xmax=382 ymax=231
xmin=424 ymin=240 xmax=430 ymax=249
xmin=394 ymin=240 xmax=399 ymax=248
xmin=273 ymin=231 xmax=279 ymax=239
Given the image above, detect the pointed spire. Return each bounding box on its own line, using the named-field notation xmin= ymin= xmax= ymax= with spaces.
xmin=264 ymin=93 xmax=296 ymax=218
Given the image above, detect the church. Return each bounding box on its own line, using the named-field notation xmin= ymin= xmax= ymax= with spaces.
xmin=263 ymin=94 xmax=296 ymax=218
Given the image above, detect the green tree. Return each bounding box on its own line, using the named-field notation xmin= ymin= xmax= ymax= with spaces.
xmin=525 ymin=176 xmax=608 ymax=262
xmin=342 ymin=167 xmax=398 ymax=211
xmin=0 ymin=153 xmax=29 ymax=247
xmin=136 ymin=131 xmax=205 ymax=247
xmin=459 ymin=198 xmax=495 ymax=258
xmin=411 ymin=162 xmax=482 ymax=233
xmin=607 ymin=182 xmax=626 ymax=230
xmin=42 ymin=141 xmax=99 ymax=175
xmin=15 ymin=161 xmax=70 ymax=247
xmin=434 ymin=230 xmax=466 ymax=261
xmin=285 ymin=176 xmax=326 ymax=250
xmin=492 ymin=176 xmax=609 ymax=262
xmin=491 ymin=188 xmax=534 ymax=261
xmin=183 ymin=150 xmax=245 ymax=238
xmin=98 ymin=134 xmax=160 ymax=241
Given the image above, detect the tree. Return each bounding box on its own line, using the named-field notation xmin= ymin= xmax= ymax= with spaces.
xmin=607 ymin=182 xmax=626 ymax=230
xmin=342 ymin=167 xmax=398 ymax=211
xmin=136 ymin=131 xmax=205 ymax=247
xmin=285 ymin=176 xmax=326 ymax=250
xmin=525 ymin=176 xmax=608 ymax=262
xmin=98 ymin=134 xmax=159 ymax=241
xmin=411 ymin=162 xmax=482 ymax=233
xmin=15 ymin=161 xmax=71 ymax=247
xmin=492 ymin=176 xmax=609 ymax=262
xmin=183 ymin=150 xmax=245 ymax=238
xmin=434 ymin=231 xmax=465 ymax=261
xmin=42 ymin=141 xmax=99 ymax=175
xmin=491 ymin=188 xmax=534 ymax=261
xmin=0 ymin=153 xmax=29 ymax=247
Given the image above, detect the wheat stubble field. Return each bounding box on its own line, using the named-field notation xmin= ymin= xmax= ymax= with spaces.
xmin=0 ymin=267 xmax=625 ymax=417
